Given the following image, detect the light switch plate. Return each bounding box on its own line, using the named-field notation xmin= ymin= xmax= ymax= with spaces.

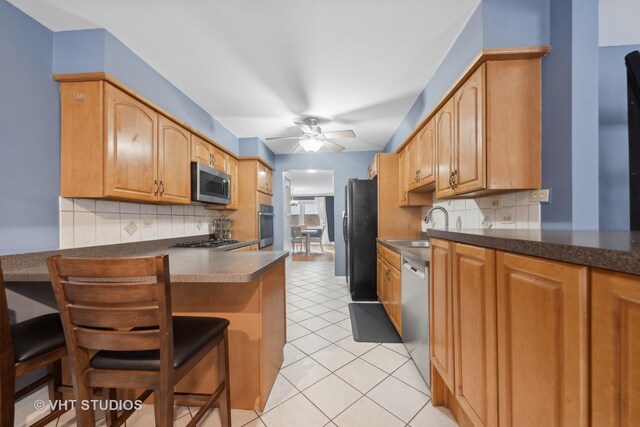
xmin=530 ymin=189 xmax=550 ymax=203
xmin=142 ymin=219 xmax=153 ymax=229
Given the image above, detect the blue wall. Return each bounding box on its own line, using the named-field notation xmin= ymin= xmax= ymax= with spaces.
xmin=384 ymin=4 xmax=483 ymax=153
xmin=384 ymin=0 xmax=551 ymax=154
xmin=53 ymin=29 xmax=240 ymax=154
xmin=0 ymin=0 xmax=60 ymax=255
xmin=599 ymin=44 xmax=640 ymax=229
xmin=273 ymin=151 xmax=378 ymax=275
xmin=239 ymin=137 xmax=276 ymax=166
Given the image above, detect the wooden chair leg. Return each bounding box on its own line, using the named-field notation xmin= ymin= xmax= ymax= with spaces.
xmin=153 ymin=385 xmax=174 ymax=427
xmin=105 ymin=388 xmax=118 ymax=426
xmin=48 ymin=359 xmax=64 ymax=404
xmin=217 ymin=330 xmax=231 ymax=427
xmin=0 ymin=356 xmax=16 ymax=427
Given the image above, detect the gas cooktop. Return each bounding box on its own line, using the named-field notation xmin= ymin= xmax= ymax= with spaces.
xmin=172 ymin=239 xmax=240 ymax=249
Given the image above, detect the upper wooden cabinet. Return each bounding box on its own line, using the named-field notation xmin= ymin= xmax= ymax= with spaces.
xmin=60 ymin=81 xmax=191 ymax=204
xmin=453 ymin=64 xmax=486 ymax=195
xmin=591 ymin=269 xmax=640 ymax=427
xmin=496 ymin=252 xmax=588 ymax=427
xmin=405 ymin=119 xmax=436 ymax=193
xmin=435 ymin=97 xmax=456 ymax=199
xmin=226 ymin=156 xmax=239 ymax=210
xmin=157 ymin=115 xmax=191 ymax=204
xmin=104 ymin=84 xmax=159 ymax=202
xmin=257 ymin=162 xmax=273 ymax=195
xmin=426 ymin=59 xmax=541 ymax=199
xmin=192 ymin=134 xmax=227 ymax=172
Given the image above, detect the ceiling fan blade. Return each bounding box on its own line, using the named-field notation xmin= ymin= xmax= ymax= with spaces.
xmin=292 ymin=144 xmax=305 ymax=154
xmin=322 ymin=130 xmax=356 ymax=139
xmin=323 ymin=140 xmax=346 ymax=153
xmin=265 ymin=136 xmax=301 ymax=141
xmin=294 ymin=122 xmax=313 ymax=133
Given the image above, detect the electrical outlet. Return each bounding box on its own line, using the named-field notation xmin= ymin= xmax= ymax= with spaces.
xmin=501 ymin=213 xmax=515 ymax=224
xmin=529 ymin=189 xmax=550 ymax=203
xmin=142 ymin=219 xmax=153 ymax=228
xmin=490 ymin=197 xmax=503 ymax=210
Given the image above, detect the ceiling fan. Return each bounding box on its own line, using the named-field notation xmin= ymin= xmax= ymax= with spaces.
xmin=265 ymin=118 xmax=356 ymax=153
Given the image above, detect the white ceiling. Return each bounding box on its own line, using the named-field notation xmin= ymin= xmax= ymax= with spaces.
xmin=600 ymin=0 xmax=640 ymax=47
xmin=287 ymin=170 xmax=334 ymax=196
xmin=10 ymin=0 xmax=480 ymax=153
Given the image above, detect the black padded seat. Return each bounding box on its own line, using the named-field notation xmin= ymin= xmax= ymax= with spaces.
xmin=12 ymin=313 xmax=66 ymax=363
xmin=91 ymin=316 xmax=230 ymax=371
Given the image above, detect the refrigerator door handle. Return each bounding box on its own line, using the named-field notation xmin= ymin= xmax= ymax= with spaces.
xmin=343 ymin=215 xmax=348 ymax=242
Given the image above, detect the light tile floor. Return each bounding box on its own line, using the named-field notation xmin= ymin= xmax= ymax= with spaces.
xmin=44 ymin=259 xmax=457 ymax=427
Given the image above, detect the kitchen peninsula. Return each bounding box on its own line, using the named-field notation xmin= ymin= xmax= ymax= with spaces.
xmin=1 ymin=238 xmax=287 ymax=412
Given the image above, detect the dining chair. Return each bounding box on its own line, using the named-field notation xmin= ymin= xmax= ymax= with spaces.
xmin=291 ymin=226 xmax=304 ymax=253
xmin=0 ymin=259 xmax=69 ymax=427
xmin=308 ymin=225 xmax=326 ymax=253
xmin=47 ymin=254 xmax=231 ymax=427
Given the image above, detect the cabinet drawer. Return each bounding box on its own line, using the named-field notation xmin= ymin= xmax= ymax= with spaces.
xmin=377 ymin=243 xmax=401 ymax=271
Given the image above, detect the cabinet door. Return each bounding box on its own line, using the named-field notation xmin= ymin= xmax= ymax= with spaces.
xmin=454 ymin=64 xmax=486 ymax=194
xmin=266 ymin=169 xmax=273 ymax=195
xmin=430 ymin=238 xmax=455 ymax=390
xmin=211 ymin=145 xmax=228 ymax=172
xmin=407 ymin=139 xmax=419 ymax=190
xmin=452 ymin=243 xmax=497 ymax=427
xmin=192 ymin=134 xmax=213 ymax=166
xmin=389 ymin=265 xmax=402 ymax=335
xmin=592 ymin=269 xmax=640 ymax=427
xmin=226 ymin=156 xmax=239 ymax=210
xmin=377 ymin=255 xmax=384 ymax=302
xmin=105 ymin=85 xmax=158 ymax=202
xmin=435 ymin=97 xmax=455 ymax=199
xmin=398 ymin=149 xmax=408 ymax=206
xmin=257 ymin=163 xmax=268 ymax=193
xmin=496 ymin=252 xmax=588 ymax=427
xmin=418 ymin=118 xmax=436 ymax=186
xmin=158 ymin=116 xmax=191 ymax=204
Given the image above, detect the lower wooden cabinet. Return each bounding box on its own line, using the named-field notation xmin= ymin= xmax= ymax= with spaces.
xmin=496 ymin=252 xmax=588 ymax=427
xmin=452 ymin=243 xmax=497 ymax=427
xmin=376 ymin=244 xmax=402 ymax=336
xmin=432 ymin=240 xmax=590 ymax=427
xmin=591 ymin=269 xmax=640 ymax=427
xmin=430 ymin=238 xmax=455 ymax=391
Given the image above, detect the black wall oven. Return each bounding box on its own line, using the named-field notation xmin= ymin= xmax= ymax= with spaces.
xmin=258 ymin=204 xmax=274 ymax=248
xmin=191 ymin=162 xmax=231 ymax=205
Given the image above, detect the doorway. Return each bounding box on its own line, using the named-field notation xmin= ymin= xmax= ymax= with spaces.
xmin=284 ymin=170 xmax=335 ymax=264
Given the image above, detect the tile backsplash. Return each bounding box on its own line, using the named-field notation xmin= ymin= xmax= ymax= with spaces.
xmin=60 ymin=198 xmax=222 ymax=249
xmin=422 ymin=190 xmax=541 ymax=232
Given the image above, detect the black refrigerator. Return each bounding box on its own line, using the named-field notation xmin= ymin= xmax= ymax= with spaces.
xmin=344 ymin=179 xmax=378 ymax=301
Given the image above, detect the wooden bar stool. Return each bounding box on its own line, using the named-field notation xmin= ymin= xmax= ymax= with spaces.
xmin=47 ymin=254 xmax=231 ymax=427
xmin=0 ymin=260 xmax=69 ymax=427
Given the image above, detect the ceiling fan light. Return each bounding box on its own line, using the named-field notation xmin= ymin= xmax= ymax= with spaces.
xmin=300 ymin=138 xmax=323 ymax=152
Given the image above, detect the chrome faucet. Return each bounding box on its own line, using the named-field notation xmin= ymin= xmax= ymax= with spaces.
xmin=425 ymin=206 xmax=449 ymax=230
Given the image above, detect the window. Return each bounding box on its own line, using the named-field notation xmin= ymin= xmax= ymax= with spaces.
xmin=290 ymin=200 xmax=320 ymax=227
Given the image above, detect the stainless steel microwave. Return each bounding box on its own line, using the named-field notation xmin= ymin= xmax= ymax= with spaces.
xmin=191 ymin=162 xmax=231 ymax=205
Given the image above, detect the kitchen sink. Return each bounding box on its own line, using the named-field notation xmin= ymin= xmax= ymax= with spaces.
xmin=387 ymin=240 xmax=430 ymax=248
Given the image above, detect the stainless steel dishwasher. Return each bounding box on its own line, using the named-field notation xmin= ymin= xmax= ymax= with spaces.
xmin=401 ymin=256 xmax=430 ymax=387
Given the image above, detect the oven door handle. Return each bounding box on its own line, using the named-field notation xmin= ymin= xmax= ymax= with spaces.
xmin=259 ymin=212 xmax=275 ymax=216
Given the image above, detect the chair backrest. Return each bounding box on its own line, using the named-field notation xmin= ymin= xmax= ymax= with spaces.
xmin=47 ymin=255 xmax=173 ymax=374
xmin=291 ymin=226 xmax=302 ymax=238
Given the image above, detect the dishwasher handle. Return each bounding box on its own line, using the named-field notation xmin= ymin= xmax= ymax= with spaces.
xmin=403 ymin=262 xmax=426 ymax=279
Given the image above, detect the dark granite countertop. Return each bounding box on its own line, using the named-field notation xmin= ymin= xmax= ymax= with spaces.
xmin=1 ymin=238 xmax=286 ymax=283
xmin=426 ymin=229 xmax=640 ymax=275
xmin=377 ymin=238 xmax=430 ymax=267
